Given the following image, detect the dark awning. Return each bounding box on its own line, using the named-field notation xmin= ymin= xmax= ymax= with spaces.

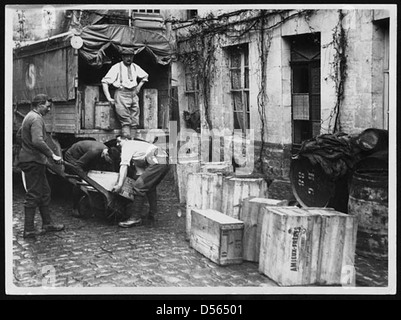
xmin=78 ymin=24 xmax=174 ymax=67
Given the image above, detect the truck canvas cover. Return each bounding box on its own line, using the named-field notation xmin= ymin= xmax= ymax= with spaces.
xmin=13 ymin=24 xmax=174 ymax=103
xmin=78 ymin=24 xmax=174 ymax=67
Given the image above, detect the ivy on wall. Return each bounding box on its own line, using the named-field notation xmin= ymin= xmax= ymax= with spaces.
xmin=325 ymin=9 xmax=348 ymax=133
xmin=173 ymin=9 xmax=346 ymax=175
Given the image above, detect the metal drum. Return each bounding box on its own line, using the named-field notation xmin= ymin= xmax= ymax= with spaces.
xmin=289 ymin=156 xmax=349 ymax=213
xmin=348 ymin=169 xmax=388 ymax=260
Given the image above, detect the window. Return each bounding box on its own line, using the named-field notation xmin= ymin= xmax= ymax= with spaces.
xmin=228 ymin=44 xmax=250 ymax=132
xmin=132 ymin=9 xmax=160 ymax=14
xmin=290 ymin=34 xmax=321 ymax=148
xmin=184 ymin=63 xmax=199 ymax=114
xmin=187 ymin=10 xmax=198 ymax=20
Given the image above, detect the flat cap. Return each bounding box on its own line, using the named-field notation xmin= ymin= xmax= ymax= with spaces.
xmin=119 ymin=47 xmax=136 ymax=55
xmin=32 ymin=94 xmax=52 ymax=104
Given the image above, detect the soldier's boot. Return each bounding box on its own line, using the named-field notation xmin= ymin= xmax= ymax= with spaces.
xmin=118 ymin=195 xmax=145 ymax=228
xmin=23 ymin=207 xmax=38 ymax=239
xmin=39 ymin=206 xmax=65 ymax=233
xmin=146 ymin=189 xmax=158 ymax=222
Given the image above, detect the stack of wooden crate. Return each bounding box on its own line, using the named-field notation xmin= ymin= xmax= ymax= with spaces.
xmin=186 ymin=172 xmax=271 ymax=265
xmin=185 ymin=171 xmax=358 ymax=286
xmin=186 ymin=172 xmax=269 ymax=240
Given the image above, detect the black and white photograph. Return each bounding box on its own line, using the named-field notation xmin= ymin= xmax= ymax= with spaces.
xmin=4 ymin=4 xmax=397 ymax=298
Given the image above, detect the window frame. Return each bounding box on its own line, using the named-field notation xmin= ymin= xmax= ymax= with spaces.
xmin=228 ymin=44 xmax=250 ymax=132
xmin=290 ymin=34 xmax=321 ymax=150
xmin=184 ymin=62 xmax=200 ymax=114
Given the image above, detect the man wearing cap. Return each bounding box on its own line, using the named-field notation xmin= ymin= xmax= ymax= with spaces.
xmin=111 ymin=135 xmax=169 ymax=228
xmin=64 ymin=140 xmax=120 ymax=218
xmin=64 ymin=140 xmax=118 ymax=173
xmin=101 ymin=50 xmax=149 ymax=138
xmin=17 ymin=94 xmax=65 ymax=239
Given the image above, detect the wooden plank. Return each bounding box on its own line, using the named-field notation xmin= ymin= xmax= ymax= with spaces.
xmin=54 ymin=114 xmax=76 ymax=120
xmin=55 ymin=108 xmax=76 ymax=114
xmin=342 ymin=214 xmax=358 ymax=286
xmin=83 ymin=86 xmax=99 ymax=129
xmin=94 ymin=102 xmax=120 ymax=130
xmin=87 ymin=170 xmax=136 ymax=201
xmin=201 ymin=161 xmax=233 ymax=174
xmin=143 ymin=89 xmax=158 ymax=129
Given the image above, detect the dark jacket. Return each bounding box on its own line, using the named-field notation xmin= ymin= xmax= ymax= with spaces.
xmin=18 ymin=110 xmax=53 ymax=165
xmin=64 ymin=140 xmax=107 ymax=171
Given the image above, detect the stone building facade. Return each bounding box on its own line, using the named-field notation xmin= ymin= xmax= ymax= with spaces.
xmin=170 ymin=8 xmax=392 ymax=182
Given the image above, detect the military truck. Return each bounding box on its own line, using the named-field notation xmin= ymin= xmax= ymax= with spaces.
xmin=12 ymin=23 xmax=175 ymax=172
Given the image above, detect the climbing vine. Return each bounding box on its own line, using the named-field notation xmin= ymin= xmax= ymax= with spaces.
xmin=326 ymin=9 xmax=348 ymax=133
xmin=256 ymin=10 xmax=271 ymax=173
xmin=173 ymin=9 xmax=319 ymax=171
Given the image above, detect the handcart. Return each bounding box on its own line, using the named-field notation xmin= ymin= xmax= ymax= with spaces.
xmin=46 ymin=160 xmax=132 ymax=223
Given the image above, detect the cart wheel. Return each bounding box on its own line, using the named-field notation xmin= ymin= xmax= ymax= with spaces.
xmin=88 ymin=192 xmax=108 ymax=219
xmin=77 ymin=195 xmax=93 ymax=219
xmin=106 ymin=196 xmax=131 ymax=224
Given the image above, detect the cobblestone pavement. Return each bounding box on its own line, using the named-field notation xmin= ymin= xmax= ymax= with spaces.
xmin=9 ymin=171 xmax=389 ymax=293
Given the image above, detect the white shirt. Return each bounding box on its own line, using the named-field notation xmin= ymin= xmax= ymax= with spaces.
xmin=120 ymin=140 xmax=158 ymax=167
xmin=102 ymin=62 xmax=148 ymax=89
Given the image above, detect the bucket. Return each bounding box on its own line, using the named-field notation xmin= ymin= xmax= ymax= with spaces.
xmin=348 ymin=169 xmax=388 ymax=260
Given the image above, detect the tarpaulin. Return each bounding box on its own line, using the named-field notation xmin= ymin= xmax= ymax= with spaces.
xmin=292 ymin=133 xmax=361 ymax=180
xmin=78 ymin=24 xmax=174 ymax=67
xmin=13 ymin=46 xmax=77 ymax=103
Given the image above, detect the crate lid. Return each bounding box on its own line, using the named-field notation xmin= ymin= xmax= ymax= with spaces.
xmin=304 ymin=208 xmax=350 ymax=217
xmin=192 ymin=209 xmax=243 ymax=225
xmin=248 ymin=198 xmax=286 ymax=205
xmin=263 ymin=206 xmax=308 ymax=217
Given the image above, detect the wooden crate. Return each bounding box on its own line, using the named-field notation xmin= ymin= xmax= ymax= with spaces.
xmin=94 ymin=101 xmax=120 ymax=130
xmin=305 ymin=208 xmax=358 ymax=285
xmin=174 ymin=160 xmax=201 ymax=205
xmin=239 ymin=197 xmax=290 ymax=262
xmin=200 ymin=161 xmax=233 ymax=174
xmin=258 ymin=207 xmax=358 ymax=286
xmin=143 ymin=89 xmax=158 ymax=129
xmin=186 ymin=172 xmax=224 ymax=240
xmin=221 ymin=177 xmax=269 ymax=219
xmin=87 ymin=170 xmax=136 ymax=201
xmin=190 ymin=209 xmax=244 ymax=265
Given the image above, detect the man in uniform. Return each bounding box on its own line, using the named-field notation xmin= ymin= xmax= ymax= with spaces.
xmin=64 ymin=140 xmax=120 ymax=217
xmin=111 ymin=135 xmax=169 ymax=227
xmin=102 ymin=49 xmax=149 ymax=138
xmin=64 ymin=140 xmax=117 ymax=173
xmin=18 ymin=94 xmax=65 ymax=239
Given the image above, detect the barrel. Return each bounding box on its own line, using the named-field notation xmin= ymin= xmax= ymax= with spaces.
xmin=289 ymin=156 xmax=349 ymax=213
xmin=355 ymin=128 xmax=388 ymax=154
xmin=348 ymin=169 xmax=388 ymax=260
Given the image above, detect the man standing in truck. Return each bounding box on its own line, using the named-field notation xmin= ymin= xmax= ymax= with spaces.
xmin=17 ymin=94 xmax=65 ymax=239
xmin=101 ymin=49 xmax=149 ymax=138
